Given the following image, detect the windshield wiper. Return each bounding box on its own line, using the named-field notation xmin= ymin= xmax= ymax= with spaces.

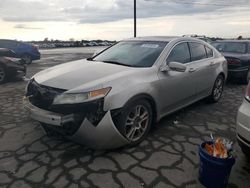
xmin=102 ymin=60 xmax=134 ymax=67
xmin=87 ymin=57 xmax=96 ymax=61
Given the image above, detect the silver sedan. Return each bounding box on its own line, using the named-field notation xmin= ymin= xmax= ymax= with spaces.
xmin=24 ymin=36 xmax=227 ymax=149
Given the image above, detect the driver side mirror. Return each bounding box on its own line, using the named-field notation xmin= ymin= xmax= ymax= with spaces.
xmin=168 ymin=61 xmax=187 ymax=72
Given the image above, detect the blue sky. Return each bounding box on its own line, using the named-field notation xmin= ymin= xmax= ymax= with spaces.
xmin=0 ymin=0 xmax=250 ymax=41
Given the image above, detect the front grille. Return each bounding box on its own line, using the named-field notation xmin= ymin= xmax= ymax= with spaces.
xmin=26 ymin=79 xmax=66 ymax=110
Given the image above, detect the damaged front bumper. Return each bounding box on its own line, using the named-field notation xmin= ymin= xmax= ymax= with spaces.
xmin=24 ymin=97 xmax=129 ymax=149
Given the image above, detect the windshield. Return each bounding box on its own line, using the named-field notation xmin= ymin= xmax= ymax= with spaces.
xmin=93 ymin=41 xmax=167 ymax=67
xmin=211 ymin=42 xmax=247 ymax=54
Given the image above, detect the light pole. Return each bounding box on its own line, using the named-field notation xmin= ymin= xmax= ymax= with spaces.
xmin=134 ymin=0 xmax=136 ymax=37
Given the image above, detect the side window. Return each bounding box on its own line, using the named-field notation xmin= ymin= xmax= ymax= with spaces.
xmin=167 ymin=42 xmax=190 ymax=64
xmin=205 ymin=46 xmax=213 ymax=58
xmin=189 ymin=42 xmax=207 ymax=61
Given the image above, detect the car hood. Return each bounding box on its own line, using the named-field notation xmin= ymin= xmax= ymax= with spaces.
xmin=33 ymin=59 xmax=133 ymax=90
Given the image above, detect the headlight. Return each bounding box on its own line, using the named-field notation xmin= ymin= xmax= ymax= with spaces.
xmin=53 ymin=87 xmax=111 ymax=105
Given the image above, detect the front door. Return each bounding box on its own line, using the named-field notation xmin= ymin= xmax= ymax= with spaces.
xmin=157 ymin=42 xmax=199 ymax=115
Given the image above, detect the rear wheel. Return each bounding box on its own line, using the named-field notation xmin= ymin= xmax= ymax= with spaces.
xmin=23 ymin=55 xmax=32 ymax=64
xmin=207 ymin=75 xmax=224 ymax=103
xmin=0 ymin=65 xmax=6 ymax=84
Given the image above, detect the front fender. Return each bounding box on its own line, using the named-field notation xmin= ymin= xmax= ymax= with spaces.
xmin=103 ymin=82 xmax=158 ymax=112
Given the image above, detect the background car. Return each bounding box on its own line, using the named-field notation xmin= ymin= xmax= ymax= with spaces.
xmin=236 ymin=82 xmax=250 ymax=157
xmin=183 ymin=35 xmax=212 ymax=43
xmin=24 ymin=36 xmax=227 ymax=149
xmin=0 ymin=39 xmax=40 ymax=64
xmin=211 ymin=40 xmax=250 ymax=83
xmin=0 ymin=48 xmax=26 ymax=84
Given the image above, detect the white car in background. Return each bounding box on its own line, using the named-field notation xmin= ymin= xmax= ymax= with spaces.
xmin=237 ymin=82 xmax=250 ymax=157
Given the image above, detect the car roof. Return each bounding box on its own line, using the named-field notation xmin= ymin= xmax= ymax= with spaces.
xmin=123 ymin=36 xmax=200 ymax=42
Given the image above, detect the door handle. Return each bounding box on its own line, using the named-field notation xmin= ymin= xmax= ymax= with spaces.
xmin=189 ymin=67 xmax=196 ymax=72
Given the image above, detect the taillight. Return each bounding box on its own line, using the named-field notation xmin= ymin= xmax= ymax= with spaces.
xmin=246 ymin=83 xmax=250 ymax=102
xmin=226 ymin=58 xmax=241 ymax=65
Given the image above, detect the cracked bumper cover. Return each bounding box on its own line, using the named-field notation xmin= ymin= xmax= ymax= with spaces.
xmin=24 ymin=98 xmax=129 ymax=149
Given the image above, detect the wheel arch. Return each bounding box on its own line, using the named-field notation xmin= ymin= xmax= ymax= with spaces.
xmin=218 ymin=72 xmax=225 ymax=80
xmin=122 ymin=93 xmax=158 ymax=124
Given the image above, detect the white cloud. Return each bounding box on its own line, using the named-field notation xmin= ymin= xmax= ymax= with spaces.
xmin=14 ymin=24 xmax=43 ymax=29
xmin=1 ymin=0 xmax=249 ymax=23
xmin=0 ymin=0 xmax=250 ymax=40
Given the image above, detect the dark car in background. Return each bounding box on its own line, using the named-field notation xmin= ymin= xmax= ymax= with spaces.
xmin=0 ymin=39 xmax=40 ymax=64
xmin=0 ymin=48 xmax=26 ymax=84
xmin=211 ymin=40 xmax=250 ymax=83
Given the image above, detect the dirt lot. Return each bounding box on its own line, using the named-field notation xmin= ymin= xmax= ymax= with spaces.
xmin=0 ymin=47 xmax=249 ymax=188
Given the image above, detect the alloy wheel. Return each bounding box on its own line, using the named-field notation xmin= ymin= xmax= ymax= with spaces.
xmin=124 ymin=105 xmax=150 ymax=142
xmin=213 ymin=76 xmax=223 ymax=101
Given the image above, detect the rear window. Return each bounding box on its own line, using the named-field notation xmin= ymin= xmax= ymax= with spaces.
xmin=211 ymin=42 xmax=247 ymax=54
xmin=0 ymin=40 xmax=16 ymax=49
xmin=189 ymin=42 xmax=207 ymax=61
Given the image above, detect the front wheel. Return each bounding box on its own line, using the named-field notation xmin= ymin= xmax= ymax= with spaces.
xmin=207 ymin=75 xmax=224 ymax=103
xmin=115 ymin=99 xmax=153 ymax=146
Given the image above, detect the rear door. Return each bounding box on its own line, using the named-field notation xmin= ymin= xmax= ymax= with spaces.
xmin=188 ymin=42 xmax=216 ymax=97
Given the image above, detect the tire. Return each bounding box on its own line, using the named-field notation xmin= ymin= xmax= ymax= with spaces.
xmin=243 ymin=69 xmax=250 ymax=84
xmin=207 ymin=75 xmax=224 ymax=103
xmin=0 ymin=65 xmax=6 ymax=84
xmin=115 ymin=99 xmax=153 ymax=146
xmin=241 ymin=147 xmax=250 ymax=159
xmin=238 ymin=141 xmax=250 ymax=159
xmin=22 ymin=55 xmax=32 ymax=64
